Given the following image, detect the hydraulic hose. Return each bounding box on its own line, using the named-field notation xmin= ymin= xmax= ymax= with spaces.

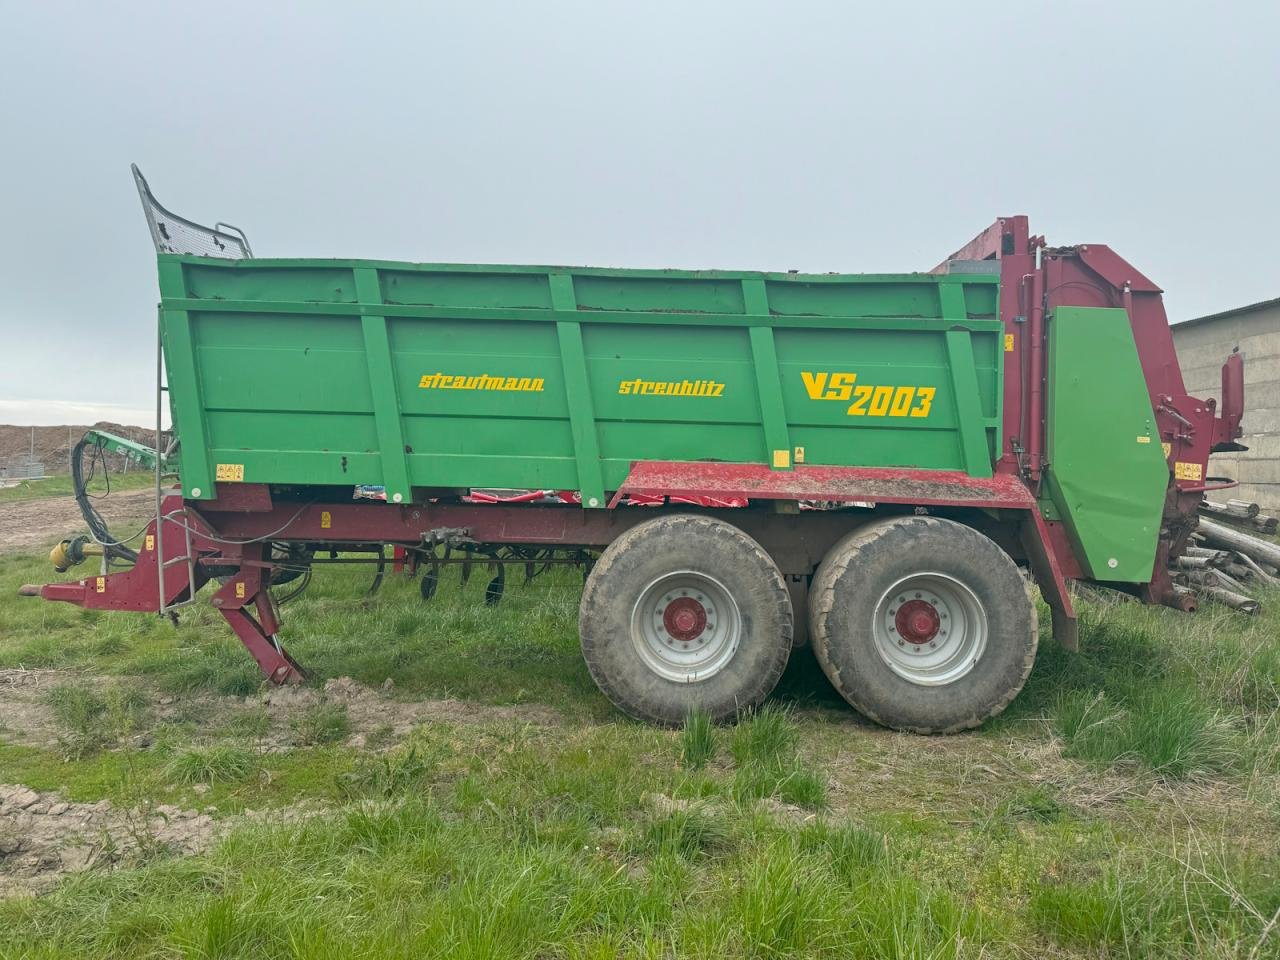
xmin=71 ymin=436 xmax=138 ymax=564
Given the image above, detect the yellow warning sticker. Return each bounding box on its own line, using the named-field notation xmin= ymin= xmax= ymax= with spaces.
xmin=1136 ymin=435 xmax=1151 ymax=444
xmin=1174 ymin=461 xmax=1203 ymax=481
xmin=145 ymin=534 xmax=155 ymax=552
xmin=1161 ymin=442 xmax=1172 ymax=458
xmin=793 ymin=446 xmax=806 ymax=464
xmin=95 ymin=577 xmax=105 ymax=594
xmin=1004 ymin=333 xmax=1015 ymax=352
xmin=215 ymin=463 xmax=245 ymax=482
xmin=235 ymin=581 xmax=246 ymax=600
xmin=772 ymin=449 xmax=791 ymax=469
xmin=320 ymin=510 xmax=332 ymax=530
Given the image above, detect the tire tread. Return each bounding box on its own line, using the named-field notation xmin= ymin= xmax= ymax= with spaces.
xmin=809 ymin=516 xmax=1037 ymax=734
xmin=580 ymin=514 xmax=792 ymax=725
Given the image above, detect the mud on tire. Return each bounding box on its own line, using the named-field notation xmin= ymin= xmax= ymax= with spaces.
xmin=809 ymin=516 xmax=1037 ymax=734
xmin=579 ymin=514 xmax=793 ymax=725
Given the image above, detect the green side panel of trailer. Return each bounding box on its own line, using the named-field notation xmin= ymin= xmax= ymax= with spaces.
xmin=1043 ymin=306 xmax=1169 ymax=583
xmin=156 ymin=256 xmax=1004 ymax=506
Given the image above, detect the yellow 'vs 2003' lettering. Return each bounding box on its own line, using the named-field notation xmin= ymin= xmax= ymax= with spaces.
xmin=801 ymin=372 xmax=934 ymax=418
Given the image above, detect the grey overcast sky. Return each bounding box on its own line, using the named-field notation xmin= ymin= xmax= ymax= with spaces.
xmin=1 ymin=0 xmax=1276 ymax=425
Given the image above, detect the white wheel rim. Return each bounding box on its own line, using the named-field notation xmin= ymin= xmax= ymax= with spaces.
xmin=871 ymin=572 xmax=988 ymax=686
xmin=630 ymin=570 xmax=742 ymax=683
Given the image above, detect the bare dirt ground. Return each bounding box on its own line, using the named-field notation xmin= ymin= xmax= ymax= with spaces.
xmin=259 ymin=676 xmax=563 ymax=747
xmin=0 ymin=422 xmax=161 ymax=475
xmin=0 ymin=783 xmax=221 ymax=898
xmin=0 ymin=668 xmax=561 ymax=754
xmin=0 ymin=782 xmax=326 ymax=899
xmin=0 ymin=670 xmax=563 ymax=897
xmin=0 ymin=488 xmax=155 ymax=553
xmin=0 ymin=668 xmax=85 ymax=749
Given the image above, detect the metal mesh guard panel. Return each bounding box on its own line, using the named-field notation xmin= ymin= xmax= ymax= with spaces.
xmin=132 ymin=164 xmax=251 ymax=259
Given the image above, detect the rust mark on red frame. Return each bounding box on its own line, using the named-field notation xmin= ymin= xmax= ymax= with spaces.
xmin=614 ymin=461 xmax=1036 ymax=509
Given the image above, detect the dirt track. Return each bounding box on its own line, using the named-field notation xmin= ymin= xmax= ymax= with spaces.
xmin=0 ymin=489 xmax=155 ymax=554
xmin=0 ymin=671 xmax=561 ymax=897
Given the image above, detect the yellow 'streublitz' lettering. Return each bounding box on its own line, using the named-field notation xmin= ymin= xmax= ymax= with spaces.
xmin=419 ymin=373 xmax=545 ymax=392
xmin=618 ymin=378 xmax=725 ymax=397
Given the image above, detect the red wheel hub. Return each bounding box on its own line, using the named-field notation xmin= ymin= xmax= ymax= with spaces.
xmin=663 ymin=596 xmax=708 ymax=642
xmin=895 ymin=599 xmax=940 ymax=644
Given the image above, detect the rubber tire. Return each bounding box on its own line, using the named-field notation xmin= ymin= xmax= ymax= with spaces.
xmin=809 ymin=516 xmax=1037 ymax=734
xmin=580 ymin=514 xmax=793 ymax=725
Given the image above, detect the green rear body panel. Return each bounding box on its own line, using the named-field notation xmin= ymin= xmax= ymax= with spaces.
xmin=157 ymin=256 xmax=1004 ymax=507
xmin=1042 ymin=307 xmax=1169 ymax=582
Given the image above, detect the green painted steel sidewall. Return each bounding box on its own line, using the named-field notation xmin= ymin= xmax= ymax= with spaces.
xmin=157 ymin=255 xmax=1004 ymax=502
xmin=1043 ymin=306 xmax=1168 ymax=583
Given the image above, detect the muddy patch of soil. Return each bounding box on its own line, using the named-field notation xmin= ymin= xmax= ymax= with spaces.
xmin=0 ymin=668 xmax=563 ymax=753
xmin=253 ymin=676 xmax=564 ymax=748
xmin=0 ymin=668 xmax=98 ymax=749
xmin=0 ymin=783 xmax=325 ymax=899
xmin=0 ymin=489 xmax=155 ymax=554
xmin=0 ymin=782 xmax=219 ymax=898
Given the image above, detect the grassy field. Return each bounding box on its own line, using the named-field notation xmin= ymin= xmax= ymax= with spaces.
xmin=0 ymin=508 xmax=1277 ymax=958
xmin=0 ymin=471 xmax=157 ymax=503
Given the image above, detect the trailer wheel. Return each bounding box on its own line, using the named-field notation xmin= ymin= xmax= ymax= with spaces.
xmin=809 ymin=517 xmax=1036 ymax=734
xmin=580 ymin=515 xmax=793 ymax=724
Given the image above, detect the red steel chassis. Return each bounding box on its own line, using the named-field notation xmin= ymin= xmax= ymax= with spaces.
xmin=24 ymin=218 xmax=1244 ymax=684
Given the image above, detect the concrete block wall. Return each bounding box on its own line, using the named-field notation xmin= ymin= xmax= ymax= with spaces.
xmin=1171 ymin=301 xmax=1280 ymax=514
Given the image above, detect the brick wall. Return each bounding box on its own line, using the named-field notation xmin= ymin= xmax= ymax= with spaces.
xmin=1171 ymin=302 xmax=1280 ymax=514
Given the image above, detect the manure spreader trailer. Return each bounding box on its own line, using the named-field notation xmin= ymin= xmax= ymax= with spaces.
xmin=20 ymin=168 xmax=1247 ymax=732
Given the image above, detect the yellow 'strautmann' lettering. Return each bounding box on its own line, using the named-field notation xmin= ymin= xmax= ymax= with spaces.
xmin=419 ymin=373 xmax=545 ymax=392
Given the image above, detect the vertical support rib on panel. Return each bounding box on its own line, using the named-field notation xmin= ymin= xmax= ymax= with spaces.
xmin=156 ymin=259 xmax=214 ymax=499
xmin=743 ymin=279 xmax=792 ymax=470
xmin=549 ymin=274 xmax=607 ymax=508
xmin=939 ymin=282 xmax=993 ymax=477
xmin=354 ymin=268 xmax=413 ymax=503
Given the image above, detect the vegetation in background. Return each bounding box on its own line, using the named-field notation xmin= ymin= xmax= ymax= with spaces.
xmin=0 ymin=469 xmax=157 ymax=503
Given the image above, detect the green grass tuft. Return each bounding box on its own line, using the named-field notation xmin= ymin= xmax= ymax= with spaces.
xmin=1001 ymin=785 xmax=1066 ymax=824
xmin=47 ymin=682 xmax=148 ymax=758
xmin=799 ymin=821 xmax=888 ymax=881
xmin=1054 ymin=686 xmax=1244 ymax=779
xmin=635 ymin=808 xmax=731 ymax=859
xmin=1121 ymin=691 xmax=1241 ymax=779
xmin=1029 ymin=878 xmax=1130 ymax=948
xmin=338 ymin=742 xmax=437 ymax=799
xmin=165 ymin=744 xmax=258 ymax=785
xmin=289 ymin=701 xmax=352 ymax=746
xmin=732 ymin=758 xmax=827 ymax=810
xmin=729 ymin=705 xmax=797 ymax=767
xmin=680 ymin=708 xmax=716 ymax=770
